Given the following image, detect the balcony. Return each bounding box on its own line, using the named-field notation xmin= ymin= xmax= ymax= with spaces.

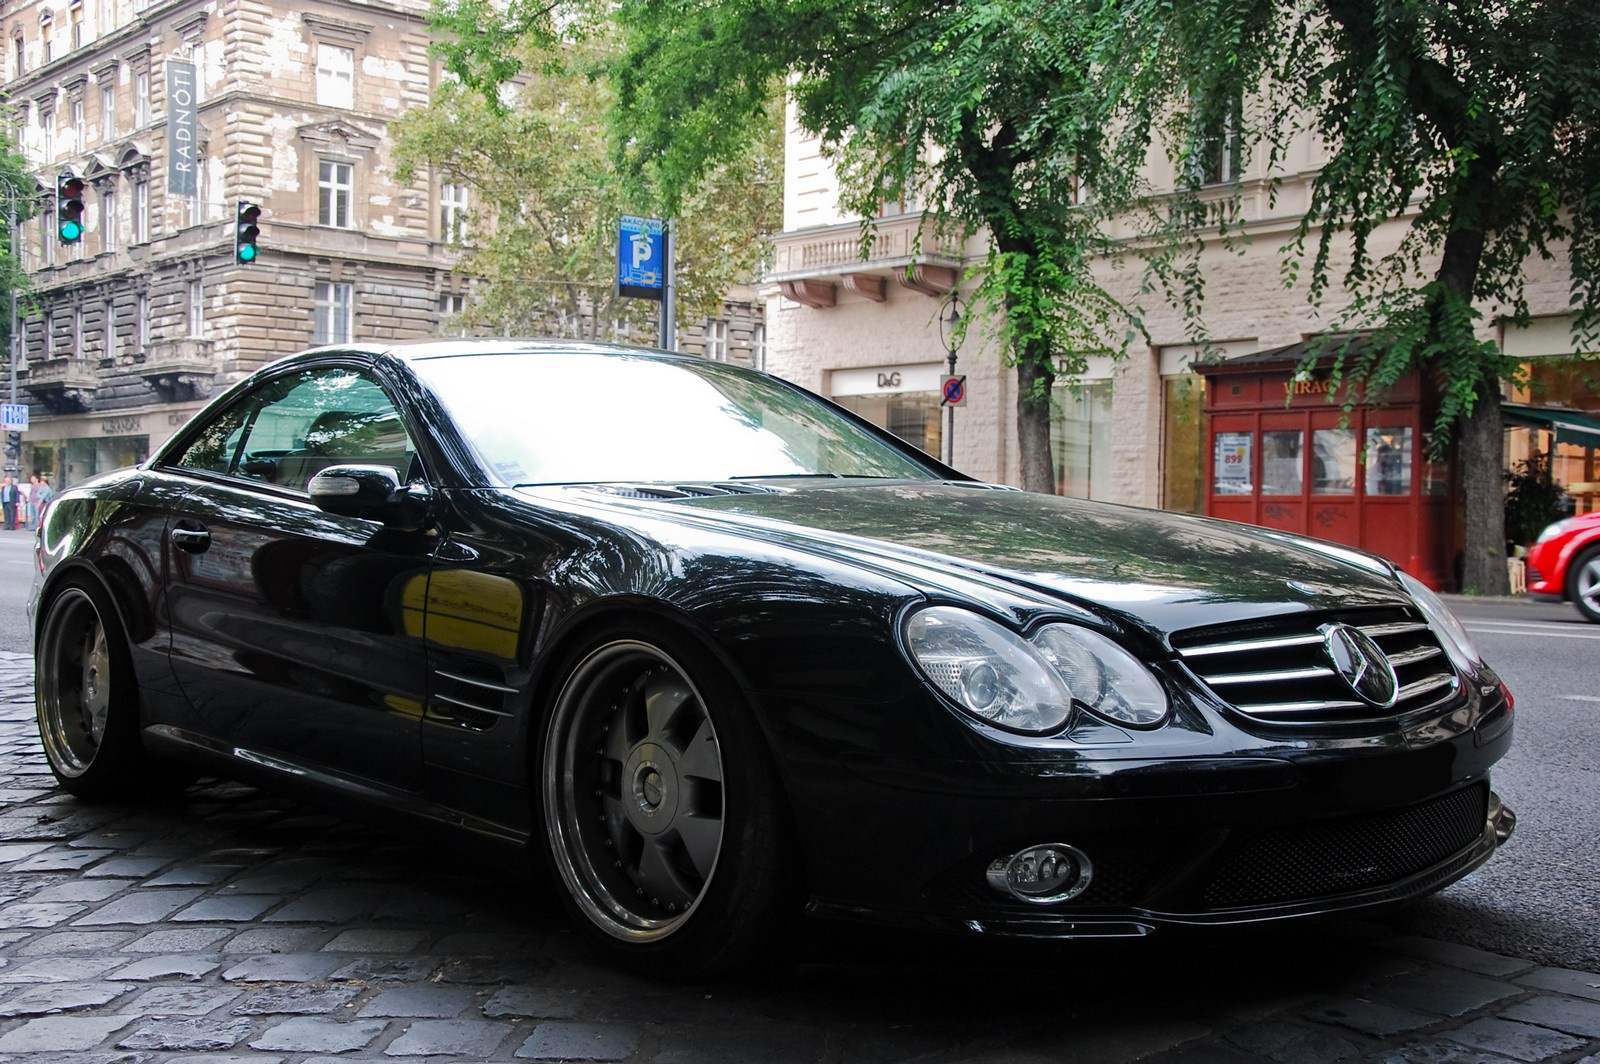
xmin=767 ymin=212 xmax=965 ymax=308
xmin=137 ymin=338 xmax=217 ymax=402
xmin=21 ymin=359 xmax=100 ymax=414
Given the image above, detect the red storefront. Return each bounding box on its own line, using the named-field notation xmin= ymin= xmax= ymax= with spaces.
xmin=1195 ymin=344 xmax=1461 ymax=590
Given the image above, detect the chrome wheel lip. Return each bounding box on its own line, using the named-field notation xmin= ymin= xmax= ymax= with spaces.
xmin=543 ymin=640 xmax=726 ymax=944
xmin=36 ymin=588 xmax=108 ymax=778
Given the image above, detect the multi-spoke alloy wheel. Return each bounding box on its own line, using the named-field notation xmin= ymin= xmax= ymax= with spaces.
xmin=1572 ymin=548 xmax=1600 ymax=623
xmin=38 ymin=587 xmax=113 ymax=778
xmin=540 ymin=626 xmax=794 ymax=974
xmin=545 ymin=641 xmax=726 ymax=940
xmin=35 ymin=576 xmax=156 ymax=799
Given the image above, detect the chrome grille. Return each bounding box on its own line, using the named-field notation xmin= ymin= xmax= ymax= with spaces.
xmin=1173 ymin=609 xmax=1460 ymax=725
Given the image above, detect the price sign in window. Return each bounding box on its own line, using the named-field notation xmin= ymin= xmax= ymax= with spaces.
xmin=1214 ymin=431 xmax=1253 ymax=494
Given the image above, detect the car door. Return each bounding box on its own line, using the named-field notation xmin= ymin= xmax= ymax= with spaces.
xmin=158 ymin=362 xmax=436 ymax=790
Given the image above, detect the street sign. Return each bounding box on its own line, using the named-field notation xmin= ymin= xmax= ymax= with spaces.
xmin=618 ymin=216 xmax=665 ymax=301
xmin=1 ymin=404 xmax=27 ymax=431
xmin=941 ymin=375 xmax=967 ymax=407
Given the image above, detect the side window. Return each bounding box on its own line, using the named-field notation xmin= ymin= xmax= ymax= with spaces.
xmin=172 ymin=366 xmax=416 ymax=492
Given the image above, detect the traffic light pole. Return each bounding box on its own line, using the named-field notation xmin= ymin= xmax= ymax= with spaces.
xmin=659 ymin=219 xmax=675 ymax=351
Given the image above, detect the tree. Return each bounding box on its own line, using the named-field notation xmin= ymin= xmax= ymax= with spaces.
xmin=396 ymin=7 xmax=780 ymax=341
xmin=609 ymin=1 xmax=1140 ymax=493
xmin=1103 ymin=0 xmax=1600 ymax=594
xmin=0 ymin=141 xmax=38 ymax=407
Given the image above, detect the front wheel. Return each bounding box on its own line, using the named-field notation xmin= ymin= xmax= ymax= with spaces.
xmin=1570 ymin=546 xmax=1600 ymax=623
xmin=538 ymin=626 xmax=797 ymax=976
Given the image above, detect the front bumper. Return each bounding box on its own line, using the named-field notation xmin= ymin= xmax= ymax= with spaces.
xmin=808 ymin=784 xmax=1516 ymax=939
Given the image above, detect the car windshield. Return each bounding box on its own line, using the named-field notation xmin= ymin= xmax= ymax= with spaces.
xmin=412 ymin=350 xmax=939 ymax=486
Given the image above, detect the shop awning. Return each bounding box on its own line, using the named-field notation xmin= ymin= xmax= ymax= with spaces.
xmin=1502 ymin=403 xmax=1600 ymax=449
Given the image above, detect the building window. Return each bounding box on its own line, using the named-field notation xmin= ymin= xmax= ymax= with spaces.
xmin=41 ymin=111 xmax=54 ymax=163
xmin=316 ymin=44 xmax=354 ymax=108
xmin=100 ymin=188 xmax=116 ymax=252
xmin=96 ymin=0 xmax=110 ymax=37
xmin=12 ymin=35 xmax=23 ymax=78
xmin=314 ymin=282 xmax=353 ymax=344
xmin=440 ymin=182 xmax=467 ymax=243
xmin=1051 ymin=379 xmax=1114 ymax=500
xmin=41 ymin=209 xmax=55 ymax=266
xmin=134 ymin=71 xmax=149 ymax=127
xmin=135 ymin=293 xmax=148 ymax=351
xmin=1161 ymin=376 xmax=1208 ymax=515
xmin=100 ymin=83 xmax=115 ymax=140
xmin=318 ymin=160 xmax=353 ymax=227
xmin=132 ymin=179 xmax=148 ymax=242
xmin=72 ymin=98 xmax=85 ymax=147
xmin=102 ymin=300 xmax=114 ymax=358
xmin=751 ymin=323 xmax=765 ymax=371
xmin=43 ymin=312 xmax=55 ymax=358
xmin=1194 ymin=97 xmax=1243 ymax=187
xmin=40 ymin=14 xmax=52 ymax=65
xmin=70 ymin=2 xmax=84 ymax=49
xmin=188 ymin=280 xmax=204 ymax=337
xmin=704 ymin=319 xmax=727 ymax=361
xmin=72 ymin=305 xmax=83 ymax=355
xmin=439 ymin=292 xmax=466 ymax=335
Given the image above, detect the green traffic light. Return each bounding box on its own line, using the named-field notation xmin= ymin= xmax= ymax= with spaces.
xmin=59 ymin=221 xmax=84 ymax=242
xmin=238 ymin=244 xmax=257 ymax=263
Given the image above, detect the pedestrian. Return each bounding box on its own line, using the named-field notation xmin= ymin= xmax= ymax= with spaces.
xmin=34 ymin=474 xmax=54 ymax=527
xmin=0 ymin=475 xmax=15 ymax=531
xmin=23 ymin=474 xmax=39 ymax=530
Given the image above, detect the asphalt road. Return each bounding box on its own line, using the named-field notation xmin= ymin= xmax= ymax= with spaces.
xmin=1387 ymin=594 xmax=1600 ymax=970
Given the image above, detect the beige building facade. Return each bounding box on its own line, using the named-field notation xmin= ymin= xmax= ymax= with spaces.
xmin=764 ymin=115 xmax=1598 ymax=520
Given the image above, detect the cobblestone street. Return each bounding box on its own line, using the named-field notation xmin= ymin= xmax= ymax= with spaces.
xmin=3 ymin=649 xmax=1599 ymax=1063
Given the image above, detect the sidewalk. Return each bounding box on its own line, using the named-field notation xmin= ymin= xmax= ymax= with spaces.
xmin=2 ymin=648 xmax=1599 ymax=1063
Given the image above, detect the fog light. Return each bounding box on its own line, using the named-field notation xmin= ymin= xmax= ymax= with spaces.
xmin=985 ymin=843 xmax=1093 ymax=904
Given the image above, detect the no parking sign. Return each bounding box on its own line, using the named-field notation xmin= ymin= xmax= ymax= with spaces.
xmin=940 ymin=375 xmax=967 ymax=407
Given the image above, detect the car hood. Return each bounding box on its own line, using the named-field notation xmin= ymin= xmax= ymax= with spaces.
xmin=542 ymin=480 xmax=1411 ymax=638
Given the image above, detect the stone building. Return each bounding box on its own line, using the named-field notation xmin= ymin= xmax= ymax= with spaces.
xmin=2 ymin=0 xmax=761 ymax=488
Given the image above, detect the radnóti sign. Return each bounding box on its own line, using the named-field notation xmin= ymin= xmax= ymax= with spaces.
xmin=618 ymin=216 xmax=666 ymax=301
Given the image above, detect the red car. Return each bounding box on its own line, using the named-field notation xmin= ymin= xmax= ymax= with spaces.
xmin=1528 ymin=511 xmax=1600 ymax=622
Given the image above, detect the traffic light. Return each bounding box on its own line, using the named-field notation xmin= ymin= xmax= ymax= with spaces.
xmin=4 ymin=432 xmax=19 ymax=460
xmin=57 ymin=175 xmax=86 ymax=243
xmin=234 ymin=200 xmax=261 ymax=264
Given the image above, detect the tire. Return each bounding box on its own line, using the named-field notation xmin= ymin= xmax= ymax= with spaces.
xmin=35 ymin=575 xmax=160 ymax=800
xmin=538 ymin=623 xmax=797 ymax=977
xmin=1570 ymin=546 xmax=1600 ymax=623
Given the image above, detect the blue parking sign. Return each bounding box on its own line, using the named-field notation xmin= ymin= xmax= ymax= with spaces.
xmin=618 ymin=216 xmax=666 ymax=301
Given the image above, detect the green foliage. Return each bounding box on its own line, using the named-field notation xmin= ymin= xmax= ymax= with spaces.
xmin=0 ymin=135 xmax=37 ymax=352
xmin=610 ymin=1 xmax=1151 ymax=488
xmin=1503 ymin=453 xmax=1570 ymax=547
xmin=393 ymin=20 xmax=779 ymax=339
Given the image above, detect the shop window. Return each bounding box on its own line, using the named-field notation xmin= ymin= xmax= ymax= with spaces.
xmin=1261 ymin=430 xmax=1303 ymax=495
xmin=833 ymin=392 xmax=941 ymax=458
xmin=1213 ymin=430 xmax=1253 ymax=495
xmin=1364 ymin=427 xmax=1413 ymax=496
xmin=1052 ymin=379 xmax=1113 ymax=500
xmin=1163 ymin=376 xmax=1207 ymax=513
xmin=1312 ymin=428 xmax=1356 ymax=494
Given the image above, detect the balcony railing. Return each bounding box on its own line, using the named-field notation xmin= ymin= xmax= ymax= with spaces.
xmin=768 ymin=212 xmax=965 ymax=308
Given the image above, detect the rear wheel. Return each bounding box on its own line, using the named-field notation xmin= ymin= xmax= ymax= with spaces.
xmin=538 ymin=625 xmax=796 ymax=976
xmin=1570 ymin=546 xmax=1600 ymax=623
xmin=35 ymin=576 xmax=155 ymax=800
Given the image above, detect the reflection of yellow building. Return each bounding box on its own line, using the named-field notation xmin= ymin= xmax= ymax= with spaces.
xmin=401 ymin=570 xmax=524 ymax=660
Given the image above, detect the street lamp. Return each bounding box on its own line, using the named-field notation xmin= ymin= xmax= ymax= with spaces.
xmin=937 ymin=291 xmax=965 ymax=467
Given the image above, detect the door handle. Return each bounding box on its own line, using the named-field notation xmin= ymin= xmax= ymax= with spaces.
xmin=171 ymin=526 xmax=211 ymax=552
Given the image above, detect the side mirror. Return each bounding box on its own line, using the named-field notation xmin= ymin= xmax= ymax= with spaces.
xmin=308 ymin=464 xmax=431 ymax=531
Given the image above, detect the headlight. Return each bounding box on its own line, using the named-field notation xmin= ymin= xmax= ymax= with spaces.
xmin=904 ymin=607 xmax=1170 ymax=734
xmin=1398 ymin=571 xmax=1481 ymax=672
xmin=1033 ymin=624 xmax=1169 ymax=728
xmin=904 ymin=607 xmax=1073 ymax=733
xmin=1536 ymin=518 xmax=1575 ymax=544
